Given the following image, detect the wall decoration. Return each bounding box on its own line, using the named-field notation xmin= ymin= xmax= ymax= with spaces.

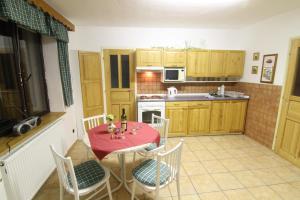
xmin=253 ymin=52 xmax=260 ymax=61
xmin=251 ymin=66 xmax=258 ymax=74
xmin=260 ymin=54 xmax=278 ymax=84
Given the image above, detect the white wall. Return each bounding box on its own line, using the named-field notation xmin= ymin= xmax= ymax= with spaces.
xmin=240 ymin=8 xmax=300 ymax=85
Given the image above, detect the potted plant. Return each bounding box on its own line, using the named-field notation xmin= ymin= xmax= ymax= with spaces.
xmin=106 ymin=114 xmax=115 ymax=133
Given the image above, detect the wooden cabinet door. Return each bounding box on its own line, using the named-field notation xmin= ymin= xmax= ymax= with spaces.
xmin=209 ymin=50 xmax=226 ymax=77
xmin=225 ymin=51 xmax=245 ymax=77
xmin=188 ymin=101 xmax=211 ymax=135
xmin=210 ymin=101 xmax=230 ymax=133
xmin=228 ymin=100 xmax=248 ymax=132
xmin=166 ymin=102 xmax=188 ymax=136
xmin=136 ymin=49 xmax=162 ymax=67
xmin=187 ymin=50 xmax=210 ymax=77
xmin=163 ymin=49 xmax=186 ymax=67
xmin=78 ymin=52 xmax=104 ymax=118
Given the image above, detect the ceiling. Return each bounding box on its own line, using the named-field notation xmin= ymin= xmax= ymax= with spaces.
xmin=46 ymin=0 xmax=300 ymax=29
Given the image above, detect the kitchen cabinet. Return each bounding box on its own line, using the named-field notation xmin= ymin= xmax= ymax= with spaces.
xmin=188 ymin=101 xmax=211 ymax=135
xmin=187 ymin=50 xmax=210 ymax=77
xmin=225 ymin=51 xmax=245 ymax=77
xmin=166 ymin=102 xmax=188 ymax=136
xmin=208 ymin=50 xmax=226 ymax=77
xmin=228 ymin=100 xmax=247 ymax=132
xmin=136 ymin=48 xmax=162 ymax=67
xmin=163 ymin=49 xmax=186 ymax=67
xmin=210 ymin=101 xmax=230 ymax=133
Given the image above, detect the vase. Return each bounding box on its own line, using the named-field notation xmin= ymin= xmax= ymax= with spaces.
xmin=107 ymin=120 xmax=115 ymax=133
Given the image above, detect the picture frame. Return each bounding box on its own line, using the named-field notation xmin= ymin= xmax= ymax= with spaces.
xmin=260 ymin=54 xmax=278 ymax=84
xmin=251 ymin=66 xmax=258 ymax=74
xmin=253 ymin=52 xmax=260 ymax=61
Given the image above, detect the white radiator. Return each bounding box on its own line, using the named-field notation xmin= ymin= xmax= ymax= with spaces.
xmin=0 ymin=118 xmax=67 ymax=200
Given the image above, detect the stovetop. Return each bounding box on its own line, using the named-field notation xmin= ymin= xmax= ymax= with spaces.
xmin=137 ymin=95 xmax=166 ymax=102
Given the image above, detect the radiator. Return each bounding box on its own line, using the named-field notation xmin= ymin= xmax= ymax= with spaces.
xmin=0 ymin=119 xmax=66 ymax=200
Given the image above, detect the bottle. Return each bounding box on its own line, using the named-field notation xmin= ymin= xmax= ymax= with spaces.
xmin=121 ymin=108 xmax=127 ymax=132
xmin=220 ymin=84 xmax=225 ymax=96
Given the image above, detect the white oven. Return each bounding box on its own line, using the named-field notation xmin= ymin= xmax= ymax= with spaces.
xmin=138 ymin=102 xmax=165 ymax=124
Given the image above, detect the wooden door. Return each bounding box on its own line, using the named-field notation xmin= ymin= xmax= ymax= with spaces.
xmin=225 ymin=51 xmax=245 ymax=77
xmin=78 ymin=51 xmax=104 ymax=118
xmin=136 ymin=49 xmax=162 ymax=67
xmin=187 ymin=50 xmax=210 ymax=77
xmin=275 ymin=39 xmax=300 ymax=167
xmin=228 ymin=100 xmax=248 ymax=132
xmin=163 ymin=49 xmax=186 ymax=67
xmin=209 ymin=50 xmax=226 ymax=77
xmin=210 ymin=101 xmax=230 ymax=133
xmin=166 ymin=102 xmax=188 ymax=136
xmin=104 ymin=49 xmax=135 ymax=121
xmin=188 ymin=101 xmax=211 ymax=135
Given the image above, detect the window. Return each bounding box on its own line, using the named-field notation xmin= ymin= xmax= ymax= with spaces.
xmin=0 ymin=20 xmax=49 ymax=133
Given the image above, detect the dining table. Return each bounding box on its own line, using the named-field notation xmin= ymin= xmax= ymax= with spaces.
xmin=88 ymin=121 xmax=160 ymax=199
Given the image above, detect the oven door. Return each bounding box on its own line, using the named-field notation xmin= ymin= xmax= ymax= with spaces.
xmin=138 ymin=108 xmax=165 ymax=124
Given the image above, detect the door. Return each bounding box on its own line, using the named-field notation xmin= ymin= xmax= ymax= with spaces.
xmin=104 ymin=49 xmax=135 ymax=121
xmin=225 ymin=51 xmax=245 ymax=77
xmin=136 ymin=49 xmax=162 ymax=67
xmin=209 ymin=50 xmax=226 ymax=77
xmin=210 ymin=101 xmax=230 ymax=133
xmin=276 ymin=39 xmax=300 ymax=167
xmin=163 ymin=49 xmax=186 ymax=67
xmin=228 ymin=100 xmax=248 ymax=132
xmin=166 ymin=102 xmax=188 ymax=136
xmin=187 ymin=50 xmax=210 ymax=77
xmin=188 ymin=101 xmax=211 ymax=135
xmin=78 ymin=51 xmax=104 ymax=118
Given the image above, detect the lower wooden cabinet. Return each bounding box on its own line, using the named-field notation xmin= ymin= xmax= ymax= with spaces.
xmin=166 ymin=100 xmax=248 ymax=137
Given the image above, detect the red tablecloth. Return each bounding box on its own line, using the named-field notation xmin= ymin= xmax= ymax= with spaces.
xmin=88 ymin=121 xmax=160 ymax=160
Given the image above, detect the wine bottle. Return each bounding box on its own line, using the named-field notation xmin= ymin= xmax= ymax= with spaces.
xmin=121 ymin=108 xmax=127 ymax=132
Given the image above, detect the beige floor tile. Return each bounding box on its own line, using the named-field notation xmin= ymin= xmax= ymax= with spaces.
xmin=251 ymin=169 xmax=284 ymax=185
xmin=201 ymin=160 xmax=228 ymax=173
xmin=270 ymin=166 xmax=300 ymax=182
xmin=202 ymin=142 xmax=223 ymax=150
xmin=181 ymin=151 xmax=199 ymax=162
xmin=196 ymin=136 xmax=214 ymax=143
xmin=193 ymin=150 xmax=216 ymax=161
xmin=188 ymin=142 xmax=206 ymax=151
xmin=209 ymin=149 xmax=233 ymax=160
xmin=190 ymin=174 xmax=220 ymax=193
xmin=248 ymin=186 xmax=282 ymax=200
xmin=226 ymin=149 xmax=248 ymax=158
xmin=199 ymin=191 xmax=228 ymax=200
xmin=211 ymin=173 xmax=243 ymax=190
xmin=270 ymin=183 xmax=300 ymax=200
xmin=224 ymin=189 xmax=255 ymax=200
xmin=169 ymin=176 xmax=197 ymax=196
xmin=290 ymin=181 xmax=300 ymax=189
xmin=232 ymin=170 xmax=265 ymax=187
xmin=182 ymin=161 xmax=208 ymax=176
xmin=220 ymin=158 xmax=247 ymax=172
xmin=173 ymin=194 xmax=200 ymax=200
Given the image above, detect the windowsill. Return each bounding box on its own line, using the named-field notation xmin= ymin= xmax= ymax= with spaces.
xmin=0 ymin=112 xmax=65 ymax=158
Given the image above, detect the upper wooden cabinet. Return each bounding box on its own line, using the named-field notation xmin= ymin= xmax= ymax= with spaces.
xmin=187 ymin=50 xmax=210 ymax=77
xmin=136 ymin=48 xmax=162 ymax=67
xmin=163 ymin=49 xmax=186 ymax=67
xmin=208 ymin=50 xmax=226 ymax=77
xmin=224 ymin=51 xmax=245 ymax=77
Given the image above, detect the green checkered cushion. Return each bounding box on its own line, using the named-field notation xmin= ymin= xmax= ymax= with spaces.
xmin=145 ymin=138 xmax=166 ymax=151
xmin=132 ymin=159 xmax=171 ymax=187
xmin=67 ymin=160 xmax=105 ymax=190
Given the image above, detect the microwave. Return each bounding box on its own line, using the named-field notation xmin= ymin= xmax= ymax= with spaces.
xmin=163 ymin=67 xmax=185 ymax=82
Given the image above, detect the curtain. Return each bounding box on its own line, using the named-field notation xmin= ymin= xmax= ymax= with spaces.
xmin=0 ymin=0 xmax=73 ymax=106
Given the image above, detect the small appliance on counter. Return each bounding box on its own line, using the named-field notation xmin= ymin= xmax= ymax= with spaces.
xmin=167 ymin=86 xmax=178 ymax=97
xmin=163 ymin=67 xmax=185 ymax=82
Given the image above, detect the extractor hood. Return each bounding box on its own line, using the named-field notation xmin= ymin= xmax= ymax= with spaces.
xmin=136 ymin=66 xmax=164 ymax=72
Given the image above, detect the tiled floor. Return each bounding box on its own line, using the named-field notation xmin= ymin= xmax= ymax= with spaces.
xmin=34 ymin=135 xmax=300 ymax=200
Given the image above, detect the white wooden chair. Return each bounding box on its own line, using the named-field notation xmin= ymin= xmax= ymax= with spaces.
xmin=50 ymin=145 xmax=113 ymax=200
xmin=131 ymin=139 xmax=184 ymax=200
xmin=133 ymin=115 xmax=169 ymax=162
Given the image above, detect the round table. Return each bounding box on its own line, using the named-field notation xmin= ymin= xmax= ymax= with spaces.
xmin=88 ymin=121 xmax=160 ymax=199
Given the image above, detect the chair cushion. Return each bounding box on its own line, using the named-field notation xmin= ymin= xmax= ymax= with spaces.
xmin=68 ymin=160 xmax=105 ymax=190
xmin=132 ymin=159 xmax=171 ymax=187
xmin=145 ymin=138 xmax=165 ymax=151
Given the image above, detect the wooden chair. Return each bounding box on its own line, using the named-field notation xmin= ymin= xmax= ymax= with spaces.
xmin=131 ymin=139 xmax=184 ymax=200
xmin=50 ymin=145 xmax=113 ymax=200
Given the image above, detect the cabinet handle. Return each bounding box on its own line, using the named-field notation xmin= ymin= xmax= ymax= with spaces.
xmin=147 ymin=64 xmax=152 ymax=66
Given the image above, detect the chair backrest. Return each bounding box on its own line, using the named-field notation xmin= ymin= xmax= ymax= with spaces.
xmin=82 ymin=114 xmax=107 ymax=134
xmin=50 ymin=145 xmax=79 ymax=195
xmin=155 ymin=139 xmax=184 ymax=187
xmin=151 ymin=114 xmax=169 ymax=144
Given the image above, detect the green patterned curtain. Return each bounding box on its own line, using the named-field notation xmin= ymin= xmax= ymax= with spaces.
xmin=0 ymin=0 xmax=74 ymax=106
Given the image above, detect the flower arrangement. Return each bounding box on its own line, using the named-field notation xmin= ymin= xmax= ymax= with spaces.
xmin=106 ymin=114 xmax=114 ymax=121
xmin=106 ymin=114 xmax=115 ymax=134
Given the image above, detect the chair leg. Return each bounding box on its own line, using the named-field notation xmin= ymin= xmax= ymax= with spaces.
xmin=131 ymin=181 xmax=136 ymax=200
xmin=59 ymin=182 xmax=64 ymax=200
xmin=176 ymin=177 xmax=181 ymax=200
xmin=155 ymin=187 xmax=160 ymax=200
xmin=106 ymin=179 xmax=113 ymax=200
xmin=133 ymin=152 xmax=136 ymax=163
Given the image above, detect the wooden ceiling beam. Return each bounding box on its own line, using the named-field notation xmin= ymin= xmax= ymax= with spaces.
xmin=27 ymin=0 xmax=75 ymax=31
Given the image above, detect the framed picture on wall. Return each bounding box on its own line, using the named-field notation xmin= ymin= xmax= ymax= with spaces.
xmin=253 ymin=52 xmax=260 ymax=61
xmin=260 ymin=54 xmax=278 ymax=83
xmin=251 ymin=66 xmax=258 ymax=74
